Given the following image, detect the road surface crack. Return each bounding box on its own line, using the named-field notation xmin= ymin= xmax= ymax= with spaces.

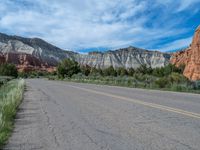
xmin=38 ymin=89 xmax=60 ymax=148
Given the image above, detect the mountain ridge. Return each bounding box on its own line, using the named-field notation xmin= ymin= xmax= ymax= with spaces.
xmin=0 ymin=32 xmax=171 ymax=70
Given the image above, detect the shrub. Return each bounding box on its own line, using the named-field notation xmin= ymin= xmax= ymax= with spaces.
xmin=155 ymin=77 xmax=169 ymax=88
xmin=136 ymin=65 xmax=153 ymax=75
xmin=127 ymin=68 xmax=135 ymax=76
xmin=57 ymin=59 xmax=80 ymax=78
xmin=102 ymin=66 xmax=117 ymax=76
xmin=0 ymin=63 xmax=18 ymax=78
xmin=80 ymin=65 xmax=91 ymax=76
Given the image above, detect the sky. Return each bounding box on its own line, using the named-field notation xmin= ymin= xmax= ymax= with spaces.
xmin=0 ymin=0 xmax=200 ymax=53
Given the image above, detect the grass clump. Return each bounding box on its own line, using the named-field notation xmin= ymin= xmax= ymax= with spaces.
xmin=0 ymin=79 xmax=25 ymax=147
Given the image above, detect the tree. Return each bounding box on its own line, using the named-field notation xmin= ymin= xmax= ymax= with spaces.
xmin=155 ymin=77 xmax=168 ymax=88
xmin=80 ymin=65 xmax=91 ymax=76
xmin=152 ymin=64 xmax=184 ymax=77
xmin=57 ymin=59 xmax=80 ymax=78
xmin=0 ymin=63 xmax=18 ymax=78
xmin=90 ymin=67 xmax=103 ymax=76
xmin=128 ymin=68 xmax=135 ymax=76
xmin=136 ymin=65 xmax=153 ymax=75
xmin=102 ymin=66 xmax=117 ymax=76
xmin=168 ymin=72 xmax=186 ymax=84
xmin=116 ymin=67 xmax=128 ymax=76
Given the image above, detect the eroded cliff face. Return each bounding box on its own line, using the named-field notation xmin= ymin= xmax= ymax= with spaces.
xmin=76 ymin=47 xmax=171 ymax=69
xmin=0 ymin=52 xmax=56 ymax=72
xmin=171 ymin=26 xmax=200 ymax=80
xmin=0 ymin=33 xmax=76 ymax=66
xmin=0 ymin=32 xmax=171 ymax=71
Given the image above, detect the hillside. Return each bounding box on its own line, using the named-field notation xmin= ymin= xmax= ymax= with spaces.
xmin=0 ymin=33 xmax=76 ymax=66
xmin=0 ymin=33 xmax=171 ymax=71
xmin=76 ymin=47 xmax=170 ymax=69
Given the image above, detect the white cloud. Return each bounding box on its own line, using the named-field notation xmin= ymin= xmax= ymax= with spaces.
xmin=156 ymin=0 xmax=200 ymax=12
xmin=178 ymin=0 xmax=200 ymax=11
xmin=0 ymin=0 xmax=199 ymax=51
xmin=157 ymin=37 xmax=193 ymax=52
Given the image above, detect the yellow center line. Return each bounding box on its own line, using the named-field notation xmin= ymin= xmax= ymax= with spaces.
xmin=68 ymin=85 xmax=200 ymax=119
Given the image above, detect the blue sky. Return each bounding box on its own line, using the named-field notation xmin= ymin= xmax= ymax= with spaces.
xmin=0 ymin=0 xmax=200 ymax=53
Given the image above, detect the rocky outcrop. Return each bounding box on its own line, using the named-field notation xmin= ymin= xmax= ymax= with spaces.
xmin=171 ymin=25 xmax=200 ymax=80
xmin=0 ymin=33 xmax=76 ymax=66
xmin=0 ymin=32 xmax=171 ymax=71
xmin=0 ymin=52 xmax=56 ymax=72
xmin=76 ymin=47 xmax=171 ymax=69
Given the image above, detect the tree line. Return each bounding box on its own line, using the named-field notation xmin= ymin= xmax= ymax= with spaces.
xmin=57 ymin=58 xmax=185 ymax=78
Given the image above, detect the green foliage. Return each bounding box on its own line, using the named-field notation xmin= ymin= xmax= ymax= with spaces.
xmin=0 ymin=76 xmax=13 ymax=87
xmin=57 ymin=59 xmax=80 ymax=78
xmin=102 ymin=66 xmax=117 ymax=76
xmin=116 ymin=67 xmax=128 ymax=76
xmin=80 ymin=65 xmax=91 ymax=76
xmin=127 ymin=68 xmax=135 ymax=76
xmin=192 ymin=80 xmax=200 ymax=90
xmin=0 ymin=79 xmax=25 ymax=147
xmin=155 ymin=77 xmax=169 ymax=88
xmin=136 ymin=64 xmax=153 ymax=75
xmin=18 ymin=71 xmax=52 ymax=78
xmin=90 ymin=68 xmax=102 ymax=76
xmin=0 ymin=63 xmax=18 ymax=78
xmin=168 ymin=73 xmax=187 ymax=84
xmin=53 ymin=61 xmax=199 ymax=93
xmin=152 ymin=64 xmax=184 ymax=77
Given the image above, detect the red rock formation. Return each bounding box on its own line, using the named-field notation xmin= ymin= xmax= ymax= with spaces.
xmin=171 ymin=25 xmax=200 ymax=80
xmin=1 ymin=52 xmax=56 ymax=73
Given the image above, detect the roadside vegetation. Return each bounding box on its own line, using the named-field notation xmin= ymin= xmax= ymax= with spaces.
xmin=50 ymin=59 xmax=200 ymax=93
xmin=0 ymin=63 xmax=18 ymax=78
xmin=0 ymin=78 xmax=25 ymax=147
xmin=0 ymin=63 xmax=25 ymax=147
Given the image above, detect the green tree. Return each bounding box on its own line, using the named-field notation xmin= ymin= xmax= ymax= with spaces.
xmin=116 ymin=67 xmax=128 ymax=76
xmin=80 ymin=65 xmax=91 ymax=76
xmin=90 ymin=67 xmax=103 ymax=76
xmin=0 ymin=63 xmax=18 ymax=78
xmin=128 ymin=68 xmax=135 ymax=76
xmin=152 ymin=64 xmax=184 ymax=77
xmin=136 ymin=65 xmax=153 ymax=75
xmin=155 ymin=77 xmax=169 ymax=88
xmin=57 ymin=59 xmax=80 ymax=78
xmin=103 ymin=66 xmax=117 ymax=76
xmin=168 ymin=72 xmax=186 ymax=84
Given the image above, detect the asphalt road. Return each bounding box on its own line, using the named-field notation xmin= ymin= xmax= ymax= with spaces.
xmin=4 ymin=79 xmax=200 ymax=150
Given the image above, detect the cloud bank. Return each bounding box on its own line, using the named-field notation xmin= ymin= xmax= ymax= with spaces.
xmin=0 ymin=0 xmax=200 ymax=52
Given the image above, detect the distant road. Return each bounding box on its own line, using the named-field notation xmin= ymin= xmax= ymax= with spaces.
xmin=4 ymin=79 xmax=200 ymax=150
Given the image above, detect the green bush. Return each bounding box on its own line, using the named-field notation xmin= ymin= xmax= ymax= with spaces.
xmin=102 ymin=66 xmax=117 ymax=76
xmin=0 ymin=64 xmax=18 ymax=78
xmin=80 ymin=65 xmax=91 ymax=76
xmin=52 ymin=62 xmax=200 ymax=93
xmin=57 ymin=59 xmax=80 ymax=78
xmin=155 ymin=77 xmax=169 ymax=88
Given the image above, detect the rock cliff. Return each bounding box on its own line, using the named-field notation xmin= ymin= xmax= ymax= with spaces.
xmin=0 ymin=52 xmax=55 ymax=72
xmin=0 ymin=33 xmax=76 ymax=66
xmin=0 ymin=32 xmax=171 ymax=71
xmin=171 ymin=25 xmax=200 ymax=80
xmin=76 ymin=47 xmax=171 ymax=69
